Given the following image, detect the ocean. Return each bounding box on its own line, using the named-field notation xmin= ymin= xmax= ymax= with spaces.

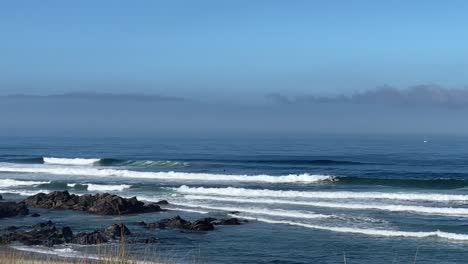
xmin=1 ymin=135 xmax=468 ymax=263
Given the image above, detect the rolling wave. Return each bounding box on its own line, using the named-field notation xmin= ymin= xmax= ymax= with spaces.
xmin=66 ymin=183 xmax=131 ymax=192
xmin=185 ymin=195 xmax=468 ymax=216
xmin=0 ymin=179 xmax=50 ymax=188
xmin=0 ymin=164 xmax=334 ymax=183
xmin=233 ymin=216 xmax=468 ymax=241
xmin=7 ymin=157 xmax=189 ymax=168
xmin=97 ymin=158 xmax=190 ymax=167
xmin=336 ymin=176 xmax=468 ymax=189
xmin=168 ymin=202 xmax=336 ymax=219
xmin=44 ymin=157 xmax=101 ymax=165
xmin=186 ymin=158 xmax=364 ymax=165
xmin=176 ymin=186 xmax=468 ymax=202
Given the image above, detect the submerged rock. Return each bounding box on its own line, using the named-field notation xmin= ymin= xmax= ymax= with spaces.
xmin=105 ymin=223 xmax=132 ymax=238
xmin=0 ymin=221 xmax=73 ymax=246
xmin=0 ymin=201 xmax=29 ymax=218
xmin=72 ymin=230 xmax=109 ymax=245
xmin=23 ymin=191 xmax=162 ymax=215
xmin=213 ymin=218 xmax=245 ymax=225
xmin=0 ymin=221 xmax=139 ymax=246
xmin=142 ymin=216 xmax=243 ymax=231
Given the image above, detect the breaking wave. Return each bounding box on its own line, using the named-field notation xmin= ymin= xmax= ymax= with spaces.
xmin=0 ymin=179 xmax=50 ymax=188
xmin=44 ymin=157 xmax=101 ymax=166
xmin=170 ymin=202 xmax=335 ymax=219
xmin=176 ymin=186 xmax=468 ymax=202
xmin=185 ymin=195 xmax=468 ymax=217
xmin=233 ymin=216 xmax=468 ymax=241
xmin=0 ymin=164 xmax=334 ymax=183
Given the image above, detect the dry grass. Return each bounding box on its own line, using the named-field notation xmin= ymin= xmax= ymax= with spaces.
xmin=0 ymin=242 xmax=166 ymax=264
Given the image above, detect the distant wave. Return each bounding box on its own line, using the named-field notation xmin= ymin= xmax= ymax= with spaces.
xmin=7 ymin=157 xmax=190 ymax=168
xmin=176 ymin=186 xmax=468 ymax=202
xmin=66 ymin=183 xmax=131 ymax=192
xmin=336 ymin=176 xmax=468 ymax=189
xmin=233 ymin=216 xmax=468 ymax=241
xmin=187 ymin=158 xmax=364 ymax=165
xmin=0 ymin=179 xmax=50 ymax=188
xmin=44 ymin=157 xmax=101 ymax=166
xmin=97 ymin=158 xmax=190 ymax=167
xmin=167 ymin=202 xmax=335 ymax=219
xmin=0 ymin=164 xmax=334 ymax=183
xmin=185 ymin=195 xmax=468 ymax=217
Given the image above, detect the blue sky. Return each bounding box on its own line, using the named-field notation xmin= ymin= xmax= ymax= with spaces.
xmin=1 ymin=0 xmax=468 ymax=100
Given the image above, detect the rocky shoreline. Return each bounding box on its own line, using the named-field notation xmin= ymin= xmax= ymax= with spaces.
xmin=0 ymin=191 xmax=246 ymax=248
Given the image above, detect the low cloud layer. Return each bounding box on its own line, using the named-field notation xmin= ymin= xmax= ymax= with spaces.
xmin=267 ymin=85 xmax=468 ymax=108
xmin=1 ymin=89 xmax=468 ymax=136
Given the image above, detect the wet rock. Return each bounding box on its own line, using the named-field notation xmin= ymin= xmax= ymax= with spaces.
xmin=154 ymin=200 xmax=169 ymax=205
xmin=213 ymin=218 xmax=244 ymax=225
xmin=144 ymin=216 xmax=219 ymax=231
xmin=73 ymin=230 xmax=109 ymax=245
xmin=30 ymin=213 xmax=41 ymax=217
xmin=0 ymin=195 xmax=3 ymax=200
xmin=0 ymin=221 xmax=73 ymax=246
xmin=157 ymin=215 xmax=191 ymax=229
xmin=105 ymin=223 xmax=131 ymax=239
xmin=190 ymin=218 xmax=215 ymax=231
xmin=0 ymin=201 xmax=29 ymax=218
xmin=23 ymin=191 xmax=162 ymax=215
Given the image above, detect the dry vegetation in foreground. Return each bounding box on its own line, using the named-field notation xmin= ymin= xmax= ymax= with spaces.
xmin=0 ymin=243 xmax=171 ymax=264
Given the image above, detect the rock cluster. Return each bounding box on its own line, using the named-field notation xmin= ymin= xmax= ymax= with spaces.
xmin=23 ymin=191 xmax=163 ymax=215
xmin=0 ymin=221 xmax=136 ymax=246
xmin=140 ymin=215 xmax=245 ymax=231
xmin=0 ymin=201 xmax=29 ymax=218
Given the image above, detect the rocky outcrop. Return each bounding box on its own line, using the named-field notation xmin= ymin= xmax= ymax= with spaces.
xmin=0 ymin=221 xmax=139 ymax=246
xmin=0 ymin=221 xmax=73 ymax=246
xmin=0 ymin=201 xmax=29 ymax=218
xmin=141 ymin=216 xmax=245 ymax=231
xmin=23 ymin=191 xmax=163 ymax=215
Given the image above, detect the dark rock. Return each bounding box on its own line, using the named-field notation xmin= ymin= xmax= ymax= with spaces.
xmin=23 ymin=191 xmax=161 ymax=215
xmin=144 ymin=216 xmax=217 ymax=231
xmin=105 ymin=223 xmax=131 ymax=238
xmin=0 ymin=221 xmax=73 ymax=246
xmin=0 ymin=202 xmax=29 ymax=218
xmin=0 ymin=195 xmax=2 ymax=200
xmin=154 ymin=200 xmax=169 ymax=205
xmin=30 ymin=213 xmax=41 ymax=217
xmin=158 ymin=215 xmax=191 ymax=229
xmin=73 ymin=231 xmax=108 ymax=245
xmin=214 ymin=218 xmax=243 ymax=225
xmin=190 ymin=218 xmax=215 ymax=231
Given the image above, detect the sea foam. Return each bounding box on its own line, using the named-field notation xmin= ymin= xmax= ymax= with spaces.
xmin=0 ymin=164 xmax=333 ymax=184
xmin=176 ymin=186 xmax=468 ymax=202
xmin=185 ymin=195 xmax=468 ymax=216
xmin=44 ymin=157 xmax=100 ymax=166
xmin=233 ymin=216 xmax=468 ymax=241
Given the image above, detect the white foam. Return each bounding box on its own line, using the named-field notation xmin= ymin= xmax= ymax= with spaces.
xmin=176 ymin=186 xmax=468 ymax=202
xmin=12 ymin=245 xmax=95 ymax=259
xmin=43 ymin=157 xmax=100 ymax=166
xmin=0 ymin=164 xmax=333 ymax=184
xmin=185 ymin=195 xmax=468 ymax=217
xmin=0 ymin=179 xmax=49 ymax=188
xmin=169 ymin=207 xmax=210 ymax=214
xmin=0 ymin=189 xmax=49 ymax=196
xmin=233 ymin=216 xmax=468 ymax=241
xmin=85 ymin=183 xmax=131 ymax=192
xmin=170 ymin=202 xmax=334 ymax=219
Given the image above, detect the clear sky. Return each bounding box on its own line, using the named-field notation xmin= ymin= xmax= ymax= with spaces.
xmin=1 ymin=0 xmax=468 ymax=100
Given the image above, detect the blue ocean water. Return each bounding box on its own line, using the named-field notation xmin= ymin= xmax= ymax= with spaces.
xmin=1 ymin=135 xmax=468 ymax=263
